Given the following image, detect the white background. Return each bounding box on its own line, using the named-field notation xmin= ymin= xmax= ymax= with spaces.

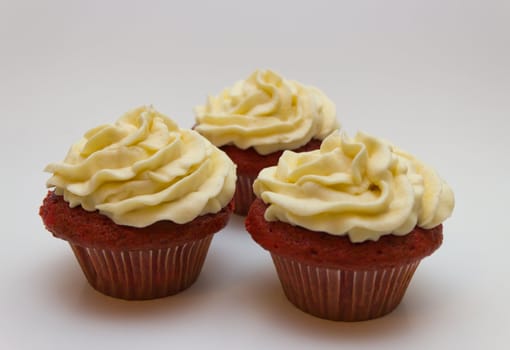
xmin=1 ymin=0 xmax=509 ymax=349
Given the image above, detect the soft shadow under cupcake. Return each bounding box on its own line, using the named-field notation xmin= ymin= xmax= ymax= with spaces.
xmin=241 ymin=258 xmax=425 ymax=343
xmin=36 ymin=247 xmax=226 ymax=322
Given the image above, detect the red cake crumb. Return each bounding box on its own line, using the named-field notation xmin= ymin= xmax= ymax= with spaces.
xmin=40 ymin=191 xmax=233 ymax=250
xmin=245 ymin=198 xmax=443 ymax=269
xmin=220 ymin=138 xmax=322 ymax=176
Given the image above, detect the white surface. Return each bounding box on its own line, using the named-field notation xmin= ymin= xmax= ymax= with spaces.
xmin=1 ymin=0 xmax=509 ymax=349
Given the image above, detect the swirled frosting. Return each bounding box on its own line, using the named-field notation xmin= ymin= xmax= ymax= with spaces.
xmin=253 ymin=131 xmax=454 ymax=243
xmin=45 ymin=106 xmax=236 ymax=227
xmin=194 ymin=69 xmax=339 ymax=155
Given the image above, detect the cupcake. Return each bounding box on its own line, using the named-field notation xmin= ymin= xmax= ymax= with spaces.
xmin=194 ymin=69 xmax=339 ymax=215
xmin=39 ymin=106 xmax=236 ymax=300
xmin=245 ymin=131 xmax=454 ymax=321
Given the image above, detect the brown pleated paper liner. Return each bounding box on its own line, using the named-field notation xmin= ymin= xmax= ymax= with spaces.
xmin=69 ymin=234 xmax=214 ymax=300
xmin=271 ymin=253 xmax=421 ymax=321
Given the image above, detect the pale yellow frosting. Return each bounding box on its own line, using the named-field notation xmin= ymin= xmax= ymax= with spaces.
xmin=194 ymin=69 xmax=339 ymax=155
xmin=45 ymin=106 xmax=236 ymax=227
xmin=253 ymin=131 xmax=454 ymax=243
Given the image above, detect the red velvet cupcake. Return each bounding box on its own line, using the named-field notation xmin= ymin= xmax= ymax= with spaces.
xmin=194 ymin=69 xmax=339 ymax=215
xmin=245 ymin=131 xmax=454 ymax=321
xmin=40 ymin=106 xmax=236 ymax=300
xmin=40 ymin=192 xmax=233 ymax=299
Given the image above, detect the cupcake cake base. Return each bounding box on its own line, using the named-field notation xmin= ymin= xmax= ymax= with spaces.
xmin=40 ymin=191 xmax=233 ymax=300
xmin=246 ymin=198 xmax=442 ymax=321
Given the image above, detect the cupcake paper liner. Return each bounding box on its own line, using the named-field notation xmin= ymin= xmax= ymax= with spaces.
xmin=233 ymin=173 xmax=258 ymax=216
xmin=271 ymin=253 xmax=421 ymax=321
xmin=69 ymin=234 xmax=214 ymax=300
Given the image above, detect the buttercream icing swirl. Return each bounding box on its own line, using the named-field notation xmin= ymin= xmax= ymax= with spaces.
xmin=253 ymin=131 xmax=454 ymax=242
xmin=45 ymin=106 xmax=236 ymax=227
xmin=194 ymin=69 xmax=339 ymax=155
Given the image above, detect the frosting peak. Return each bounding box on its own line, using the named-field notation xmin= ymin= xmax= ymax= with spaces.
xmin=45 ymin=106 xmax=236 ymax=227
xmin=253 ymin=131 xmax=454 ymax=243
xmin=194 ymin=69 xmax=339 ymax=155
